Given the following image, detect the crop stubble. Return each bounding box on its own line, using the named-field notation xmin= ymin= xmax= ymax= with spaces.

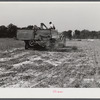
xmin=0 ymin=39 xmax=100 ymax=88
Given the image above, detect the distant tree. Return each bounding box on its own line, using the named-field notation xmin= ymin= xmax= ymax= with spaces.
xmin=17 ymin=27 xmax=21 ymax=29
xmin=67 ymin=30 xmax=72 ymax=40
xmin=80 ymin=29 xmax=90 ymax=39
xmin=27 ymin=25 xmax=33 ymax=29
xmin=0 ymin=25 xmax=7 ymax=37
xmin=7 ymin=23 xmax=17 ymax=38
xmin=97 ymin=31 xmax=100 ymax=39
xmin=21 ymin=27 xmax=27 ymax=29
xmin=90 ymin=31 xmax=98 ymax=39
xmin=74 ymin=30 xmax=81 ymax=39
xmin=62 ymin=31 xmax=67 ymax=37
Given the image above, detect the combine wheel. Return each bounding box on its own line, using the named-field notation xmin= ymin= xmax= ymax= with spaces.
xmin=28 ymin=40 xmax=35 ymax=47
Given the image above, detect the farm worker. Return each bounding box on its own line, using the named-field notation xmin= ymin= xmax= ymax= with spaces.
xmin=49 ymin=22 xmax=55 ymax=29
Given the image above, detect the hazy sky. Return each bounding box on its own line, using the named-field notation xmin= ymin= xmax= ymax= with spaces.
xmin=0 ymin=2 xmax=100 ymax=32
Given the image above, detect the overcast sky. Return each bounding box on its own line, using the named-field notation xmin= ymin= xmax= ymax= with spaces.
xmin=0 ymin=2 xmax=100 ymax=32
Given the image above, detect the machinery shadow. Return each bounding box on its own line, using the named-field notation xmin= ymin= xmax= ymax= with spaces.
xmin=29 ymin=44 xmax=79 ymax=52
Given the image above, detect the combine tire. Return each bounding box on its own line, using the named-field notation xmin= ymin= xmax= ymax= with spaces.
xmin=28 ymin=40 xmax=35 ymax=47
xmin=24 ymin=40 xmax=35 ymax=49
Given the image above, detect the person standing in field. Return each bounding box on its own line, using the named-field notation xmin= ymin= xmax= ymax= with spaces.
xmin=49 ymin=22 xmax=55 ymax=29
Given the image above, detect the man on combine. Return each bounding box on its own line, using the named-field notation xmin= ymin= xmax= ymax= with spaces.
xmin=49 ymin=22 xmax=55 ymax=29
xmin=40 ymin=22 xmax=55 ymax=30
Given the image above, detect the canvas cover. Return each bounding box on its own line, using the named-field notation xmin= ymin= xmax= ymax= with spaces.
xmin=17 ymin=29 xmax=58 ymax=40
xmin=17 ymin=29 xmax=34 ymax=40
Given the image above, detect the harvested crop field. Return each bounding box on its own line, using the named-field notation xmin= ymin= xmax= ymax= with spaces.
xmin=0 ymin=38 xmax=100 ymax=88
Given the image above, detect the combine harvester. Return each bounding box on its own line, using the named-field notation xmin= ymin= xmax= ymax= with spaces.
xmin=17 ymin=23 xmax=59 ymax=50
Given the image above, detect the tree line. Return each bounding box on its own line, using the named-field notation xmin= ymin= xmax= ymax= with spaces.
xmin=61 ymin=29 xmax=100 ymax=40
xmin=0 ymin=23 xmax=100 ymax=39
xmin=73 ymin=29 xmax=100 ymax=39
xmin=0 ymin=24 xmax=34 ymax=38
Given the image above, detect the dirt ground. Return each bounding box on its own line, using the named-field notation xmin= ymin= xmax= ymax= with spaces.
xmin=0 ymin=38 xmax=100 ymax=88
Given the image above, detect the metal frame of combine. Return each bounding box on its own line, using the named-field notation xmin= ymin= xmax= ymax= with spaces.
xmin=17 ymin=27 xmax=59 ymax=50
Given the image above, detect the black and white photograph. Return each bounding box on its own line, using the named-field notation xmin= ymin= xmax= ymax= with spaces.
xmin=0 ymin=1 xmax=100 ymax=89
